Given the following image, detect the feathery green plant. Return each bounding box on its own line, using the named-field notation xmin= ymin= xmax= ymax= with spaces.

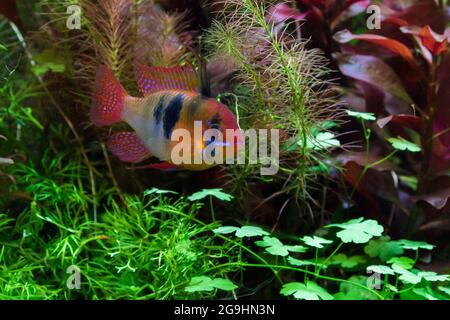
xmin=205 ymin=0 xmax=343 ymax=213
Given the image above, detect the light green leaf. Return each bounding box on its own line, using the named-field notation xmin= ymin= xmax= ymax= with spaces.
xmin=144 ymin=188 xmax=178 ymax=196
xmin=388 ymin=137 xmax=421 ymax=152
xmin=0 ymin=44 xmax=6 ymax=51
xmin=31 ymin=48 xmax=66 ymax=76
xmin=385 ymin=284 xmax=398 ymax=292
xmin=397 ymin=239 xmax=435 ymax=251
xmin=438 ymin=286 xmax=450 ymax=296
xmin=392 ymin=265 xmax=422 ymax=284
xmin=213 ymin=226 xmax=239 ymax=235
xmin=185 ymin=276 xmax=215 ymax=292
xmin=302 ymin=132 xmax=341 ymax=151
xmin=188 ymin=188 xmax=234 ymax=202
xmin=367 ymin=265 xmax=395 ymax=275
xmin=327 ymin=218 xmax=384 ymax=244
xmin=387 ymin=256 xmax=415 ymax=270
xmin=417 ymin=272 xmax=450 ymax=282
xmin=281 ymin=282 xmax=334 ymax=300
xmin=185 ymin=276 xmax=237 ymax=292
xmin=235 ymin=226 xmax=269 ymax=238
xmin=211 ymin=278 xmax=239 ymax=291
xmin=256 ymin=236 xmax=306 ymax=256
xmin=213 ymin=225 xmax=268 ymax=238
xmin=335 ymin=276 xmax=380 ymax=300
xmin=346 ymin=110 xmax=376 ymax=121
xmin=413 ymin=287 xmax=439 ymax=300
xmin=364 ymin=236 xmax=404 ymax=261
xmin=302 ymin=235 xmax=333 ymax=249
xmin=284 ymin=245 xmax=308 ymax=253
xmin=399 ymin=175 xmax=418 ymax=191
xmin=256 ymin=237 xmax=288 ymax=256
xmin=332 ymin=254 xmax=367 ymax=268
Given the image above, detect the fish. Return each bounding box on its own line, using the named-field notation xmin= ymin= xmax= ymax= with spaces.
xmin=90 ymin=63 xmax=242 ymax=171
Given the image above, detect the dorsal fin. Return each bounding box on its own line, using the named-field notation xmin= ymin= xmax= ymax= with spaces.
xmin=198 ymin=56 xmax=211 ymax=97
xmin=186 ymin=46 xmax=212 ymax=97
xmin=134 ymin=63 xmax=200 ymax=96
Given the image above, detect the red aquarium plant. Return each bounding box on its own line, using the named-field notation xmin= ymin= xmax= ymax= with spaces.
xmin=330 ymin=2 xmax=450 ymax=237
xmin=269 ymin=0 xmax=449 ymax=238
xmin=283 ymin=0 xmax=370 ymax=54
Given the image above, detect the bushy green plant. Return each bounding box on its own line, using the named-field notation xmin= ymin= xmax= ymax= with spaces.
xmin=1 ymin=163 xmax=243 ymax=299
xmin=204 ymin=0 xmax=343 ymax=214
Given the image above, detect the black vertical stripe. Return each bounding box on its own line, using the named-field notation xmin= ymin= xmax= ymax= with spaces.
xmin=187 ymin=96 xmax=203 ymax=118
xmin=153 ymin=95 xmax=166 ymax=125
xmin=163 ymin=94 xmax=184 ymax=139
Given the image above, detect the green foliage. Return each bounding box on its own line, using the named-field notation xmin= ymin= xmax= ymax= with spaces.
xmin=398 ymin=240 xmax=435 ymax=251
xmin=31 ymin=48 xmax=66 ymax=76
xmin=205 ymin=0 xmax=341 ymax=207
xmin=213 ymin=218 xmax=449 ymax=300
xmin=298 ymin=132 xmax=341 ymax=151
xmin=327 ymin=218 xmax=384 ymax=244
xmin=255 ymin=236 xmax=306 ymax=256
xmin=281 ymin=282 xmax=333 ymax=300
xmin=301 ymin=236 xmax=333 ymax=249
xmin=332 ymin=254 xmax=367 ymax=269
xmin=213 ymin=226 xmax=269 ymax=238
xmin=364 ymin=236 xmax=404 ymax=261
xmin=188 ymin=189 xmax=234 ymax=202
xmin=367 ymin=265 xmax=395 ymax=275
xmin=346 ymin=110 xmax=376 ymax=121
xmin=388 ymin=257 xmax=415 ymax=269
xmin=388 ymin=137 xmax=422 ymax=152
xmin=185 ymin=276 xmax=237 ymax=293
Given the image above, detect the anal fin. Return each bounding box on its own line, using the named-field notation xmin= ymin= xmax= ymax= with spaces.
xmin=107 ymin=132 xmax=151 ymax=163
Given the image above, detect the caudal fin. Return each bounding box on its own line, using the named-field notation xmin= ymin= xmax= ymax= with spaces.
xmin=90 ymin=65 xmax=127 ymax=126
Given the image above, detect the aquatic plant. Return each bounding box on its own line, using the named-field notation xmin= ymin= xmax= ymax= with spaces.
xmin=204 ymin=0 xmax=343 ymax=224
xmin=0 ymin=0 xmax=448 ymax=302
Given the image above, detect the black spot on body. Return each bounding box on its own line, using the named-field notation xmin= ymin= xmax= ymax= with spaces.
xmin=163 ymin=94 xmax=184 ymax=139
xmin=153 ymin=95 xmax=166 ymax=125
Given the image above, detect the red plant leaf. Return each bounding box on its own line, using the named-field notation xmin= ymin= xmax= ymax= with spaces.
xmin=268 ymin=3 xmax=308 ymax=24
xmin=386 ymin=0 xmax=447 ymax=33
xmin=414 ymin=188 xmax=450 ymax=210
xmin=337 ymin=152 xmax=393 ymax=171
xmin=0 ymin=0 xmax=23 ymax=30
xmin=331 ymin=0 xmax=370 ymax=30
xmin=334 ymin=29 xmax=417 ymax=66
xmin=419 ymin=219 xmax=450 ymax=231
xmin=299 ymin=0 xmax=326 ymax=9
xmin=401 ymin=26 xmax=449 ymax=61
xmin=382 ymin=17 xmax=409 ymax=27
xmin=335 ymin=53 xmax=414 ymax=106
xmin=435 ymin=52 xmax=450 ymax=149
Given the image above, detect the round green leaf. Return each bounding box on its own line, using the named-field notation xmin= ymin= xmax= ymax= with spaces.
xmin=388 ymin=137 xmax=421 ymax=152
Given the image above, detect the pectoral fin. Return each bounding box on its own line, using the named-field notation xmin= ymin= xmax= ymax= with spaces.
xmin=107 ymin=132 xmax=151 ymax=163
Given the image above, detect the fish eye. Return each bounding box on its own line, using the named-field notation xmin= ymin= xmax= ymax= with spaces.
xmin=206 ymin=135 xmax=216 ymax=146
